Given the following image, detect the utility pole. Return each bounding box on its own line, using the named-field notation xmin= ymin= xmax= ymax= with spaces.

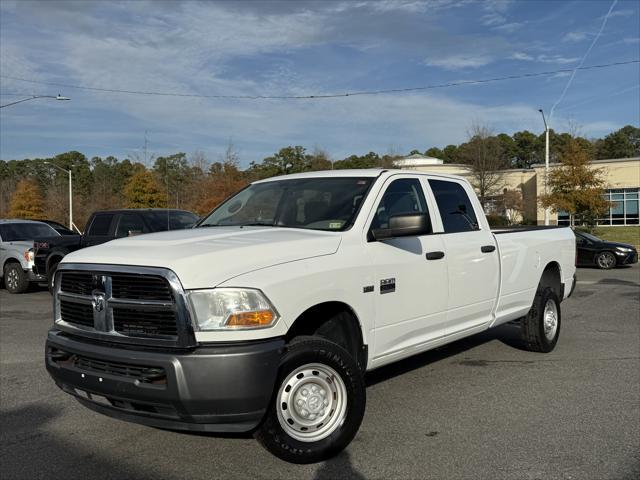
xmin=538 ymin=109 xmax=550 ymax=226
xmin=44 ymin=161 xmax=74 ymax=230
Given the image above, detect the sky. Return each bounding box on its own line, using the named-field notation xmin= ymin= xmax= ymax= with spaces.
xmin=0 ymin=0 xmax=639 ymax=167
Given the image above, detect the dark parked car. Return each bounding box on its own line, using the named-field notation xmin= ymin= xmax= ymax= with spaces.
xmin=574 ymin=230 xmax=638 ymax=269
xmin=35 ymin=220 xmax=79 ymax=236
xmin=34 ymin=209 xmax=198 ymax=290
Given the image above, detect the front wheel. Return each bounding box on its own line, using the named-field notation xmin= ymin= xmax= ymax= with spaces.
xmin=3 ymin=263 xmax=29 ymax=294
xmin=255 ymin=337 xmax=365 ymax=464
xmin=47 ymin=261 xmax=59 ymax=294
xmin=596 ymin=251 xmax=616 ymax=269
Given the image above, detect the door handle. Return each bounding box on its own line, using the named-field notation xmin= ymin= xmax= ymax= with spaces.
xmin=426 ymin=251 xmax=445 ymax=260
xmin=481 ymin=245 xmax=496 ymax=253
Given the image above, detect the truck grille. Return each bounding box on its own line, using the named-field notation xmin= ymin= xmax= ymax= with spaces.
xmin=55 ymin=265 xmax=195 ymax=348
xmin=113 ymin=307 xmax=179 ymax=337
xmin=60 ymin=300 xmax=94 ymax=327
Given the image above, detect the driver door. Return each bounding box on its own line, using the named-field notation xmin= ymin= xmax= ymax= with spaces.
xmin=366 ymin=176 xmax=448 ymax=365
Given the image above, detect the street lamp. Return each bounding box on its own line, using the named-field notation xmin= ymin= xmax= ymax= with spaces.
xmin=0 ymin=94 xmax=71 ymax=109
xmin=44 ymin=161 xmax=73 ymax=231
xmin=538 ymin=109 xmax=550 ymax=226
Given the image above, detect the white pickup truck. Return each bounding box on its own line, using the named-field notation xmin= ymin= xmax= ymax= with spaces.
xmin=46 ymin=169 xmax=576 ymax=463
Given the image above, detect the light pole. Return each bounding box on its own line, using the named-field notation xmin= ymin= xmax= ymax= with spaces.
xmin=44 ymin=162 xmax=73 ymax=231
xmin=538 ymin=109 xmax=550 ymax=226
xmin=0 ymin=94 xmax=70 ymax=109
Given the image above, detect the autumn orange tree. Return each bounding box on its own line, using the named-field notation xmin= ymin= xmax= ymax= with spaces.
xmin=8 ymin=179 xmax=45 ymax=219
xmin=540 ymin=138 xmax=609 ymax=227
xmin=123 ymin=171 xmax=167 ymax=208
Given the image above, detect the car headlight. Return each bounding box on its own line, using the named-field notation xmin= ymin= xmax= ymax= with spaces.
xmin=616 ymin=247 xmax=633 ymax=253
xmin=23 ymin=249 xmax=34 ymax=263
xmin=187 ymin=288 xmax=279 ymax=331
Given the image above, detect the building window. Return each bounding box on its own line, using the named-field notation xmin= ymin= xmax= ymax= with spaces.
xmin=559 ymin=187 xmax=640 ymax=226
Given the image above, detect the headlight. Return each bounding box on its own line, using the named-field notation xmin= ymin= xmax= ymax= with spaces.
xmin=187 ymin=288 xmax=279 ymax=331
xmin=616 ymin=247 xmax=633 ymax=253
xmin=24 ymin=249 xmax=34 ymax=263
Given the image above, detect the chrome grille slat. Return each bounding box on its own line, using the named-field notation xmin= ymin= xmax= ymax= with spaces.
xmin=54 ymin=264 xmax=195 ymax=348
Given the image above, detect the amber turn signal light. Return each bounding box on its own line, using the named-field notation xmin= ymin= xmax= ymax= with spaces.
xmin=225 ymin=310 xmax=275 ymax=327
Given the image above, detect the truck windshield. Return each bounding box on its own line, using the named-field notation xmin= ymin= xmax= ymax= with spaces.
xmin=0 ymin=222 xmax=60 ymax=241
xmin=198 ymin=177 xmax=374 ymax=231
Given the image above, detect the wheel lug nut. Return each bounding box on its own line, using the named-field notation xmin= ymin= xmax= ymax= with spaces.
xmin=301 ymin=389 xmax=308 ymax=396
xmin=319 ymin=389 xmax=325 ymax=397
xmin=309 ymin=413 xmax=316 ymax=420
xmin=297 ymin=399 xmax=304 ymax=406
xmin=311 ymin=386 xmax=317 ymax=393
xmin=301 ymin=409 xmax=308 ymax=417
xmin=323 ymin=400 xmax=329 ymax=406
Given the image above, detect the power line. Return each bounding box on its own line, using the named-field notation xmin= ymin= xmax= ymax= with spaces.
xmin=1 ymin=59 xmax=638 ymax=100
xmin=549 ymin=0 xmax=618 ymax=119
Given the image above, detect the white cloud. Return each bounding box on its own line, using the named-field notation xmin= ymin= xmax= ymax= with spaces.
xmin=425 ymin=55 xmax=493 ymax=70
xmin=482 ymin=12 xmax=506 ymax=26
xmin=511 ymin=52 xmax=579 ymax=64
xmin=563 ymin=31 xmax=588 ymax=42
xmin=511 ymin=52 xmax=534 ymax=61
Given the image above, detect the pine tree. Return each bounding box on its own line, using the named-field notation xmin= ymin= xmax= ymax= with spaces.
xmin=8 ymin=179 xmax=45 ymax=219
xmin=123 ymin=171 xmax=168 ymax=208
xmin=540 ymin=138 xmax=609 ymax=227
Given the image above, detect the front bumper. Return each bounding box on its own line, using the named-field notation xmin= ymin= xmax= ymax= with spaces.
xmin=28 ymin=266 xmax=46 ymax=282
xmin=46 ymin=330 xmax=284 ymax=432
xmin=614 ymin=250 xmax=638 ymax=265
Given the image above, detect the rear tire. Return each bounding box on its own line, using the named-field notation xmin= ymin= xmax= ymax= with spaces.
xmin=255 ymin=336 xmax=365 ymax=464
xmin=595 ymin=251 xmax=616 ymax=269
xmin=3 ymin=263 xmax=29 ymax=294
xmin=521 ymin=287 xmax=561 ymax=353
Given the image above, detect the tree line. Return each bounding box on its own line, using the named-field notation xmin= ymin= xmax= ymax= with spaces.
xmin=1 ymin=125 xmax=637 ymax=229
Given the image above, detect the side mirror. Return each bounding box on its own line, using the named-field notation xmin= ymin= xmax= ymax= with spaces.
xmin=371 ymin=213 xmax=431 ymax=240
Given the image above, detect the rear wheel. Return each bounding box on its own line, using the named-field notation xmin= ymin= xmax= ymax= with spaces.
xmin=3 ymin=263 xmax=29 ymax=294
xmin=255 ymin=336 xmax=365 ymax=464
xmin=521 ymin=287 xmax=561 ymax=353
xmin=595 ymin=251 xmax=616 ymax=269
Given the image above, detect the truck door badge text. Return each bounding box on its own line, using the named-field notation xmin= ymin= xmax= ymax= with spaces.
xmin=380 ymin=278 xmax=396 ymax=294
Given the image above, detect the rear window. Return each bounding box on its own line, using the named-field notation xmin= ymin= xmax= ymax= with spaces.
xmin=0 ymin=222 xmax=60 ymax=241
xmin=87 ymin=214 xmax=114 ymax=236
xmin=145 ymin=211 xmax=198 ymax=231
xmin=428 ymin=179 xmax=479 ymax=233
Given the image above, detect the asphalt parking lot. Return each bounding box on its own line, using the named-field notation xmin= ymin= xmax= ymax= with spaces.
xmin=1 ymin=265 xmax=639 ymax=480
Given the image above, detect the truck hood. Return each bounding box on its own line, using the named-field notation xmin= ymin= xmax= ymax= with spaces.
xmin=62 ymin=227 xmax=342 ymax=289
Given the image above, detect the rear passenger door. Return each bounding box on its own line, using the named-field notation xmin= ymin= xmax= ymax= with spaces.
xmin=427 ymin=178 xmax=499 ymax=334
xmin=83 ymin=213 xmax=116 ymax=247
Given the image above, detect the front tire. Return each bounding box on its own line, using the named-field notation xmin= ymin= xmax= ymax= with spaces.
xmin=521 ymin=287 xmax=561 ymax=353
xmin=255 ymin=336 xmax=365 ymax=464
xmin=3 ymin=263 xmax=29 ymax=294
xmin=47 ymin=261 xmax=59 ymax=294
xmin=596 ymin=251 xmax=616 ymax=269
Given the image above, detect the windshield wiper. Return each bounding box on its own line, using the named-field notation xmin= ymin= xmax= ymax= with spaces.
xmin=238 ymin=222 xmax=276 ymax=227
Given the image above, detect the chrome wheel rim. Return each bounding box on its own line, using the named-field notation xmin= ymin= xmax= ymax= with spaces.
xmin=276 ymin=363 xmax=348 ymax=442
xmin=543 ymin=299 xmax=558 ymax=341
xmin=597 ymin=252 xmax=615 ymax=269
xmin=6 ymin=269 xmax=18 ymax=289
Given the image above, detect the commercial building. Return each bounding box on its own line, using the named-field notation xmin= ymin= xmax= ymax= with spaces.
xmin=395 ymin=154 xmax=640 ymax=225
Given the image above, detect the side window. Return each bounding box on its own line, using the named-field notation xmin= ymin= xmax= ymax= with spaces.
xmin=371 ymin=178 xmax=428 ymax=230
xmin=115 ymin=214 xmax=145 ymax=238
xmin=87 ymin=214 xmax=114 ymax=236
xmin=429 ymin=179 xmax=479 ymax=233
